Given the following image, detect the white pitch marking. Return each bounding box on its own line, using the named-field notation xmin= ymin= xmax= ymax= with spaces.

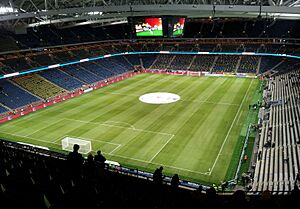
xmin=104 ymin=120 xmax=136 ymax=129
xmin=208 ymin=79 xmax=253 ymax=175
xmin=149 ymin=134 xmax=175 ymax=162
xmin=25 ymin=118 xmax=65 ymax=137
xmin=65 ymin=118 xmax=174 ymax=136
xmin=0 ymin=131 xmax=60 ymax=146
xmin=101 ymin=151 xmax=210 ymax=175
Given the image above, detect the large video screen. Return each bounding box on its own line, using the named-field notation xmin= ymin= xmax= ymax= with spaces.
xmin=135 ymin=17 xmax=163 ymax=37
xmin=172 ymin=17 xmax=185 ymax=36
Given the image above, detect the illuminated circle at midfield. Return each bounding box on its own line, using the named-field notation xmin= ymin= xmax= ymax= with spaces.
xmin=139 ymin=92 xmax=180 ymax=104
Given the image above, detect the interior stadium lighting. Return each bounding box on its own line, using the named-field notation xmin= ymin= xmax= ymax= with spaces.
xmin=0 ymin=6 xmax=17 ymax=14
xmin=87 ymin=11 xmax=103 ymax=15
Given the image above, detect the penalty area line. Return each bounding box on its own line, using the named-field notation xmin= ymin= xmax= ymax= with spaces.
xmin=0 ymin=131 xmax=61 ymax=146
xmin=65 ymin=118 xmax=174 ymax=136
xmin=149 ymin=134 xmax=175 ymax=162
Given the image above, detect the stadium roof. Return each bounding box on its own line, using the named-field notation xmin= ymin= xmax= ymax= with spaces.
xmin=0 ymin=0 xmax=300 ymax=29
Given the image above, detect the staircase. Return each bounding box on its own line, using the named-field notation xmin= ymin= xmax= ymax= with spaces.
xmin=235 ymin=56 xmax=242 ymax=73
xmin=0 ymin=103 xmax=13 ymax=113
xmin=187 ymin=55 xmax=196 ymax=70
xmin=210 ymin=56 xmax=219 ymax=73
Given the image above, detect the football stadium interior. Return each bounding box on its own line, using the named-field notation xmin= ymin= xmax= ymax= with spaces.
xmin=0 ymin=0 xmax=300 ymax=208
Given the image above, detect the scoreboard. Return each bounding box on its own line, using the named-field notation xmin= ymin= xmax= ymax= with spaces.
xmin=128 ymin=16 xmax=186 ymax=38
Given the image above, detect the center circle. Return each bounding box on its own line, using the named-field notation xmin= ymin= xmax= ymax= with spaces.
xmin=139 ymin=92 xmax=180 ymax=104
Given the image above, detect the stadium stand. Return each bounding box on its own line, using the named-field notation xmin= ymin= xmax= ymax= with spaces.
xmin=12 ymin=74 xmax=66 ymax=100
xmin=150 ymin=55 xmax=176 ymax=70
xmin=238 ymin=56 xmax=260 ymax=74
xmin=167 ymin=55 xmax=194 ymax=71
xmin=251 ymin=69 xmax=300 ymax=194
xmin=0 ymin=15 xmax=300 ymax=205
xmin=212 ymin=55 xmax=240 ymax=73
xmin=189 ymin=55 xmax=216 ymax=72
xmin=140 ymin=54 xmax=158 ymax=69
xmin=62 ymin=65 xmax=102 ymax=84
xmin=0 ymin=105 xmax=8 ymax=114
xmin=0 ymin=80 xmax=40 ymax=109
xmin=259 ymin=57 xmax=283 ymax=73
xmin=39 ymin=69 xmax=85 ymax=91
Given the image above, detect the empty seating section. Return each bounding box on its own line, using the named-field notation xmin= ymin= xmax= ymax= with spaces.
xmin=40 ymin=69 xmax=84 ymax=91
xmin=80 ymin=62 xmax=114 ymax=79
xmin=71 ymin=49 xmax=91 ymax=59
xmin=212 ymin=55 xmax=239 ymax=73
xmin=140 ymin=55 xmax=158 ymax=69
xmin=189 ymin=55 xmax=215 ymax=72
xmin=127 ymin=44 xmax=140 ymax=52
xmin=0 ymin=64 xmax=14 ymax=76
xmin=196 ymin=44 xmax=216 ymax=52
xmin=260 ymin=57 xmax=283 ymax=73
xmin=107 ymin=56 xmax=133 ymax=71
xmin=53 ymin=51 xmax=75 ymax=62
xmin=2 ymin=58 xmax=32 ymax=72
xmin=87 ymin=47 xmax=106 ymax=57
xmin=0 ymin=105 xmax=8 ymax=114
xmin=252 ymin=70 xmax=300 ymax=193
xmin=62 ymin=65 xmax=102 ymax=84
xmin=275 ymin=59 xmax=300 ymax=73
xmin=12 ymin=74 xmax=65 ymax=100
xmin=167 ymin=55 xmax=194 ymax=71
xmin=95 ymin=57 xmax=132 ymax=75
xmin=30 ymin=54 xmax=57 ymax=66
xmin=238 ymin=56 xmax=259 ymax=73
xmin=177 ymin=44 xmax=193 ymax=51
xmin=150 ymin=55 xmax=175 ymax=70
xmin=220 ymin=45 xmax=239 ymax=52
xmin=0 ymin=80 xmax=39 ymax=109
xmin=124 ymin=55 xmax=141 ymax=66
xmin=245 ymin=44 xmax=260 ymax=52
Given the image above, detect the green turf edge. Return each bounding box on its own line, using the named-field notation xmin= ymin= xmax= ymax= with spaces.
xmin=224 ymin=79 xmax=265 ymax=184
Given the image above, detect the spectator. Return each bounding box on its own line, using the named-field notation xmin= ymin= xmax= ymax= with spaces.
xmin=84 ymin=153 xmax=96 ymax=183
xmin=153 ymin=166 xmax=164 ymax=185
xmin=94 ymin=150 xmax=106 ymax=167
xmin=67 ymin=144 xmax=84 ymax=182
xmin=171 ymin=174 xmax=180 ymax=189
xmin=296 ymin=172 xmax=300 ymax=184
xmin=228 ymin=190 xmax=250 ymax=209
xmin=244 ymin=154 xmax=248 ymax=162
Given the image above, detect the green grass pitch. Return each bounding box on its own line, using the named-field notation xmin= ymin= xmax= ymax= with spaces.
xmin=136 ymin=30 xmax=163 ymax=36
xmin=0 ymin=73 xmax=259 ymax=185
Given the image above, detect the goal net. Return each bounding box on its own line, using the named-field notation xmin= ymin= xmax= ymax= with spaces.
xmin=62 ymin=137 xmax=92 ymax=154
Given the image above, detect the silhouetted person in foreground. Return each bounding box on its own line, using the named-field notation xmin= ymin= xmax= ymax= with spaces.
xmin=94 ymin=150 xmax=106 ymax=168
xmin=84 ymin=153 xmax=96 ymax=183
xmin=171 ymin=174 xmax=180 ymax=189
xmin=153 ymin=166 xmax=164 ymax=185
xmin=67 ymin=144 xmax=84 ymax=182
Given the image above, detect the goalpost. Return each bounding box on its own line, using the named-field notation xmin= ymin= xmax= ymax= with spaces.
xmin=62 ymin=137 xmax=92 ymax=154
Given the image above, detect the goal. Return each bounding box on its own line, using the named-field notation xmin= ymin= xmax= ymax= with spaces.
xmin=61 ymin=137 xmax=92 ymax=154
